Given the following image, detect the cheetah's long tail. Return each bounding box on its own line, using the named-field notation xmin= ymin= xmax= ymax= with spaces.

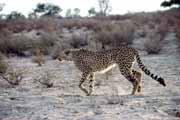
xmin=135 ymin=51 xmax=166 ymax=86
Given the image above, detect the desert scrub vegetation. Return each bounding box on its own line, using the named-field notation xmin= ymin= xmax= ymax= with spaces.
xmin=32 ymin=48 xmax=45 ymax=66
xmin=35 ymin=70 xmax=54 ymax=88
xmin=94 ymin=20 xmax=136 ymax=49
xmin=60 ymin=18 xmax=99 ymax=30
xmin=0 ymin=28 xmax=61 ymax=56
xmin=31 ymin=31 xmax=60 ymax=55
xmin=69 ymin=32 xmax=89 ymax=48
xmin=0 ymin=9 xmax=179 ymax=57
xmin=0 ymin=53 xmax=8 ymax=75
xmin=0 ymin=30 xmax=33 ymax=56
xmin=0 ymin=54 xmax=24 ymax=85
xmin=51 ymin=43 xmax=63 ymax=60
xmin=143 ymin=21 xmax=169 ymax=54
xmin=0 ymin=17 xmax=60 ymax=33
xmin=2 ymin=67 xmax=24 ymax=85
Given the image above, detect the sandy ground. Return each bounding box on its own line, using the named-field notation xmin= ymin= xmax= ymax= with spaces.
xmin=0 ymin=33 xmax=180 ymax=120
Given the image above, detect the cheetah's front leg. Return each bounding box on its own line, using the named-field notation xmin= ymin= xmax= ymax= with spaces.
xmin=79 ymin=73 xmax=89 ymax=96
xmin=87 ymin=73 xmax=95 ymax=96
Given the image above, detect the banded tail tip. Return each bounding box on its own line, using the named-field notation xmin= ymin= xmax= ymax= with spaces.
xmin=157 ymin=77 xmax=166 ymax=86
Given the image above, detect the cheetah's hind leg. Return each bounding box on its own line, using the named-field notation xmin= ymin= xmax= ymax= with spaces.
xmin=119 ymin=66 xmax=139 ymax=95
xmin=132 ymin=69 xmax=142 ymax=93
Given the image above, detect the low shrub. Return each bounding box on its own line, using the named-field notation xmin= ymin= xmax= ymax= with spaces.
xmin=144 ymin=36 xmax=164 ymax=54
xmin=35 ymin=70 xmax=54 ymax=88
xmin=69 ymin=32 xmax=88 ymax=48
xmin=31 ymin=31 xmax=60 ymax=55
xmin=32 ymin=48 xmax=45 ymax=66
xmin=0 ymin=29 xmax=60 ymax=56
xmin=2 ymin=67 xmax=24 ymax=85
xmin=0 ymin=55 xmax=24 ymax=85
xmin=0 ymin=17 xmax=60 ymax=33
xmin=144 ymin=23 xmax=168 ymax=54
xmin=60 ymin=18 xmax=99 ymax=30
xmin=0 ymin=53 xmax=8 ymax=75
xmin=0 ymin=30 xmax=31 ymax=56
xmin=94 ymin=21 xmax=135 ymax=48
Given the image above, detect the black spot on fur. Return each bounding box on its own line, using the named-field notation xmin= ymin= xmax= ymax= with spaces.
xmin=157 ymin=77 xmax=166 ymax=86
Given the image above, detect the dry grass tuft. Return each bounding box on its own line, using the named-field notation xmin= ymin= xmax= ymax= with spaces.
xmin=2 ymin=68 xmax=24 ymax=85
xmin=0 ymin=56 xmax=24 ymax=85
xmin=32 ymin=48 xmax=45 ymax=66
xmin=35 ymin=70 xmax=54 ymax=88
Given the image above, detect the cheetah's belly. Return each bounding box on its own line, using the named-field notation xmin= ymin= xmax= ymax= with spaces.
xmin=95 ymin=64 xmax=117 ymax=74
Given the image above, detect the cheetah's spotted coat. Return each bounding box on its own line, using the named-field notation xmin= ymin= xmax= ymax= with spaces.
xmin=58 ymin=46 xmax=166 ymax=96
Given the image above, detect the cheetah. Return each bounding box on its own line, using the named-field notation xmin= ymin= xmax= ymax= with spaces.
xmin=58 ymin=46 xmax=166 ymax=96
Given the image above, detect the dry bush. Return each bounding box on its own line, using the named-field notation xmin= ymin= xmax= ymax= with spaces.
xmin=0 ymin=17 xmax=60 ymax=33
xmin=93 ymin=21 xmax=114 ymax=32
xmin=51 ymin=40 xmax=72 ymax=59
xmin=60 ymin=19 xmax=77 ymax=29
xmin=161 ymin=8 xmax=180 ymax=27
xmin=144 ymin=23 xmax=168 ymax=54
xmin=144 ymin=36 xmax=164 ymax=54
xmin=169 ymin=10 xmax=180 ymax=49
xmin=94 ymin=21 xmax=135 ymax=48
xmin=35 ymin=70 xmax=53 ymax=88
xmin=2 ymin=67 xmax=24 ymax=85
xmin=0 ymin=19 xmax=32 ymax=33
xmin=130 ymin=12 xmax=152 ymax=28
xmin=0 ymin=29 xmax=32 ymax=56
xmin=34 ymin=17 xmax=60 ymax=32
xmin=0 ymin=53 xmax=8 ymax=75
xmin=31 ymin=32 xmax=60 ymax=55
xmin=51 ymin=43 xmax=63 ymax=59
xmin=0 ymin=56 xmax=24 ymax=85
xmin=69 ymin=32 xmax=88 ymax=48
xmin=60 ymin=18 xmax=99 ymax=30
xmin=106 ymin=14 xmax=133 ymax=21
xmin=0 ymin=29 xmax=60 ymax=56
xmin=79 ymin=18 xmax=99 ymax=30
xmin=32 ymin=48 xmax=45 ymax=66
